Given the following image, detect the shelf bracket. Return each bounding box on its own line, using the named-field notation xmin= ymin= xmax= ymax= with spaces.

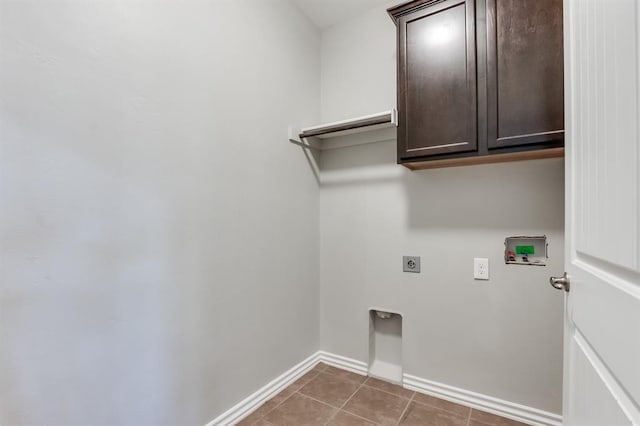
xmin=288 ymin=126 xmax=321 ymax=150
xmin=288 ymin=108 xmax=397 ymax=151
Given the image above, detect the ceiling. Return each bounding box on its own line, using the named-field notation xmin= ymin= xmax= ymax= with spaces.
xmin=292 ymin=0 xmax=394 ymax=29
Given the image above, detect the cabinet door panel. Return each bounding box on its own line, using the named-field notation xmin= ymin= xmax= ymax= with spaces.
xmin=398 ymin=0 xmax=477 ymax=159
xmin=487 ymin=0 xmax=564 ymax=149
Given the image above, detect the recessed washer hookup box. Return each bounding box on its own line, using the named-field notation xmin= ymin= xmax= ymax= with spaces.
xmin=504 ymin=235 xmax=548 ymax=266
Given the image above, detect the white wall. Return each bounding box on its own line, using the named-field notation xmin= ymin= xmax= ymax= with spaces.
xmin=0 ymin=1 xmax=320 ymax=424
xmin=318 ymin=5 xmax=564 ymax=414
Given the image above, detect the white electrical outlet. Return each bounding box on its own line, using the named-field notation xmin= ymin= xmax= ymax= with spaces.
xmin=474 ymin=258 xmax=489 ymax=280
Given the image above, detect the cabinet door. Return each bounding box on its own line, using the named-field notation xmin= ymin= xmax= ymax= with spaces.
xmin=397 ymin=0 xmax=477 ymax=160
xmin=486 ymin=0 xmax=564 ymax=149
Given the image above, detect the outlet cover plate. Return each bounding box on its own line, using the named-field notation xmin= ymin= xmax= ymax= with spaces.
xmin=403 ymin=256 xmax=420 ymax=273
xmin=474 ymin=258 xmax=489 ymax=280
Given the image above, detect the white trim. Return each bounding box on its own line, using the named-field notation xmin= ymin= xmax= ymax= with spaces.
xmin=205 ymin=351 xmax=562 ymax=426
xmin=205 ymin=351 xmax=367 ymax=426
xmin=288 ymin=109 xmax=398 ymax=150
xmin=299 ymin=109 xmax=395 ymax=135
xmin=319 ymin=127 xmax=396 ymax=150
xmin=206 ymin=352 xmax=322 ymax=426
xmin=403 ymin=373 xmax=562 ymax=426
xmin=316 ymin=350 xmax=368 ymax=376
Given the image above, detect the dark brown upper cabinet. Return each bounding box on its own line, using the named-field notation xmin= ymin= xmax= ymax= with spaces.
xmin=486 ymin=0 xmax=564 ymax=149
xmin=396 ymin=0 xmax=477 ymax=160
xmin=389 ymin=0 xmax=564 ymax=170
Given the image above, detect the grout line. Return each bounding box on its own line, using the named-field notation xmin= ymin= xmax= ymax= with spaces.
xmin=318 ymin=370 xmax=366 ymax=385
xmin=247 ymin=362 xmax=514 ymax=426
xmin=335 ymin=409 xmax=384 ymax=425
xmin=314 ymin=367 xmax=370 ymax=425
xmin=409 ymin=394 xmax=473 ymax=420
xmin=322 ymin=410 xmax=339 ymax=425
xmin=298 ymin=391 xmax=357 ymax=426
xmin=361 ymin=382 xmax=414 ymax=400
xmin=322 ymin=375 xmax=370 ymax=426
xmin=338 ymin=378 xmax=366 ymax=410
xmin=248 ymin=362 xmax=507 ymax=426
xmin=394 ymin=392 xmax=415 ymax=426
xmin=294 ymin=392 xmax=349 ymax=426
xmin=321 ymin=366 xmax=367 ymax=384
xmin=297 ymin=391 xmax=345 ymax=410
xmin=248 ymin=369 xmax=322 ymax=425
xmin=246 ymin=393 xmax=291 ymax=425
xmin=322 ymin=366 xmax=416 ymax=425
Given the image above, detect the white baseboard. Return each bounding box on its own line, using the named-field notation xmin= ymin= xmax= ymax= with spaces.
xmin=205 ymin=351 xmax=561 ymax=426
xmin=403 ymin=373 xmax=562 ymax=426
xmin=205 ymin=351 xmax=368 ymax=426
xmin=206 ymin=352 xmax=321 ymax=426
xmin=316 ymin=350 xmax=368 ymax=376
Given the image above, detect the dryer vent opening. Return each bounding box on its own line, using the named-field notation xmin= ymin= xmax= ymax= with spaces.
xmin=368 ymin=309 xmax=402 ymax=384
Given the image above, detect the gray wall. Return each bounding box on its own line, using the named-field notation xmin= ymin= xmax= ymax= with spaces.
xmin=0 ymin=1 xmax=320 ymax=424
xmin=0 ymin=0 xmax=565 ymax=421
xmin=318 ymin=5 xmax=564 ymax=414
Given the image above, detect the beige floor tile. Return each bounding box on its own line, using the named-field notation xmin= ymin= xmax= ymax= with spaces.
xmin=251 ymin=420 xmax=273 ymax=426
xmin=364 ymin=377 xmax=414 ymax=399
xmin=234 ymin=365 xmax=528 ymax=426
xmin=342 ymin=386 xmax=410 ymax=426
xmin=323 ymin=365 xmax=368 ymax=384
xmin=234 ymin=415 xmax=258 ymax=426
xmin=234 ymin=388 xmax=294 ymax=425
xmin=299 ymin=372 xmax=361 ymax=407
xmin=398 ymin=401 xmax=468 ymax=426
xmin=287 ymin=369 xmax=321 ymax=391
xmin=326 ymin=410 xmax=379 ymax=426
xmin=263 ymin=393 xmax=336 ymax=426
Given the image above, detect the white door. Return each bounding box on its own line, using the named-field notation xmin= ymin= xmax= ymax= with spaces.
xmin=562 ymin=0 xmax=640 ymax=425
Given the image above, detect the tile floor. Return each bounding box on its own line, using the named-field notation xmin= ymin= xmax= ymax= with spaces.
xmin=235 ymin=363 xmax=527 ymax=426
